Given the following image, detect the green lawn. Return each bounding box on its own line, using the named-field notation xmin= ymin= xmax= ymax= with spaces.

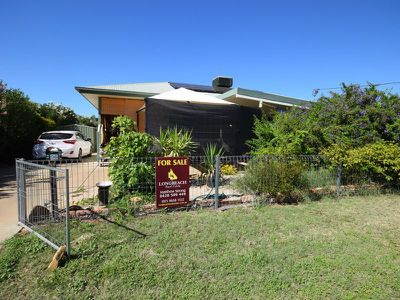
xmin=1 ymin=195 xmax=400 ymax=299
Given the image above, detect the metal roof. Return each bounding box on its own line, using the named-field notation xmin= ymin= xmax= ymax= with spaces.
xmin=86 ymin=82 xmax=174 ymax=94
xmin=75 ymin=81 xmax=310 ymax=110
xmin=169 ymin=82 xmax=224 ymax=93
xmin=75 ymin=82 xmax=175 ymax=110
xmin=219 ymin=87 xmax=310 ymax=107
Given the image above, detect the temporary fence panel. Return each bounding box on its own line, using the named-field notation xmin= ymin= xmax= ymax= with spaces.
xmin=29 ymin=160 xmax=110 ymax=207
xmin=16 ymin=159 xmax=71 ymax=256
xmin=17 ymin=154 xmax=390 ymax=257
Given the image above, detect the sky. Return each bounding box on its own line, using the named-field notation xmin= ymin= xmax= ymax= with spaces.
xmin=1 ymin=0 xmax=400 ymax=116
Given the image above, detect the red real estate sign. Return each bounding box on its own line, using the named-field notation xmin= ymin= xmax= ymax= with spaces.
xmin=155 ymin=157 xmax=190 ymax=208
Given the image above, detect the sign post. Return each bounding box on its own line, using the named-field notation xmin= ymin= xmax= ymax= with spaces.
xmin=155 ymin=157 xmax=190 ymax=208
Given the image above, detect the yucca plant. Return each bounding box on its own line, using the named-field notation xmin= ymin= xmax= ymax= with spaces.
xmin=155 ymin=127 xmax=198 ymax=157
xmin=202 ymin=143 xmax=224 ymax=176
xmin=201 ymin=143 xmax=224 ymax=187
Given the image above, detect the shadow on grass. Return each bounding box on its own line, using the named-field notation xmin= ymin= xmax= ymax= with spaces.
xmin=59 ymin=211 xmax=148 ymax=266
xmin=88 ymin=208 xmax=147 ymax=238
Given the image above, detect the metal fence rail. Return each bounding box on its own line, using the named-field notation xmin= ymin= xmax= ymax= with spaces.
xmin=120 ymin=155 xmax=339 ymax=207
xmin=16 ymin=159 xmax=70 ymax=256
xmin=217 ymin=155 xmax=337 ymax=204
xmin=16 ymin=154 xmax=394 ymax=255
xmin=29 ymin=159 xmax=110 ymax=207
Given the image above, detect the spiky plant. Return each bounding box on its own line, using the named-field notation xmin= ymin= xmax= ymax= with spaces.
xmin=155 ymin=127 xmax=198 ymax=157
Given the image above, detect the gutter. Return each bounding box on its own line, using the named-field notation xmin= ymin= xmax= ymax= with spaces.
xmin=75 ymin=86 xmax=157 ymax=98
xmin=235 ymin=94 xmax=295 ymax=107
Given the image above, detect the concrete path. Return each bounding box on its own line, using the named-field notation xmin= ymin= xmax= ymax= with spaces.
xmin=0 ymin=164 xmax=20 ymax=244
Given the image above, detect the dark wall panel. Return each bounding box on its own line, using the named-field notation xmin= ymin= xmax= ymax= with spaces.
xmin=145 ymin=99 xmax=260 ymax=155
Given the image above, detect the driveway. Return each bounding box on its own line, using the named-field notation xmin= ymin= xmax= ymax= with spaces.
xmin=0 ymin=155 xmax=106 ymax=245
xmin=0 ymin=163 xmax=19 ymax=244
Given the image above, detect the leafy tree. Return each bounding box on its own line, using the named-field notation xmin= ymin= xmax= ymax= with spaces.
xmin=0 ymin=79 xmax=98 ymax=161
xmin=39 ymin=103 xmax=78 ymax=127
xmin=248 ymin=84 xmax=400 ymax=155
xmin=309 ymin=84 xmax=400 ymax=148
xmin=77 ymin=115 xmax=98 ymax=127
xmin=247 ymin=83 xmax=400 ymax=186
xmin=39 ymin=103 xmax=98 ymax=127
xmin=0 ymin=81 xmax=52 ymax=160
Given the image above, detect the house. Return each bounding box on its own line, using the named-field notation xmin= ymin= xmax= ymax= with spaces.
xmin=75 ymin=77 xmax=309 ymax=154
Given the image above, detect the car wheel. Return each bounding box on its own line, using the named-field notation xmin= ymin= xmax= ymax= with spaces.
xmin=78 ymin=149 xmax=82 ymax=161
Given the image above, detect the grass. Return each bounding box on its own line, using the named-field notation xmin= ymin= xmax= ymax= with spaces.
xmin=303 ymin=167 xmax=336 ymax=188
xmin=1 ymin=195 xmax=400 ymax=299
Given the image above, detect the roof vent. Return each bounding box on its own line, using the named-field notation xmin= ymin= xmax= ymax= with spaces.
xmin=212 ymin=76 xmax=233 ymax=92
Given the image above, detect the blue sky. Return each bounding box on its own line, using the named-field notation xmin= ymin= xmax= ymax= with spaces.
xmin=1 ymin=0 xmax=400 ymax=116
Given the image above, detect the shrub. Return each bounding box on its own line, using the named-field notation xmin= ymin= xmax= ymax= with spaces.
xmin=220 ymin=164 xmax=238 ymax=175
xmin=324 ymin=142 xmax=400 ymax=186
xmin=155 ymin=127 xmax=197 ymax=157
xmin=106 ymin=116 xmax=155 ymax=197
xmin=247 ymin=84 xmax=400 ymax=156
xmin=201 ymin=144 xmax=224 ymax=176
xmin=233 ymin=156 xmax=308 ymax=203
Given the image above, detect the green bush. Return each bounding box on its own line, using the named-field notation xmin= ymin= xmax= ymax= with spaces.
xmin=106 ymin=116 xmax=155 ymax=197
xmin=247 ymin=84 xmax=400 ymax=156
xmin=220 ymin=164 xmax=238 ymax=175
xmin=324 ymin=142 xmax=400 ymax=186
xmin=233 ymin=156 xmax=309 ymax=203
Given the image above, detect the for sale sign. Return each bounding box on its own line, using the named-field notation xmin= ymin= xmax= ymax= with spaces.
xmin=155 ymin=157 xmax=190 ymax=208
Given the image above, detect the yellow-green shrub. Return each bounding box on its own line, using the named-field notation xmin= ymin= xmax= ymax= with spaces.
xmin=323 ymin=142 xmax=400 ymax=185
xmin=220 ymin=164 xmax=238 ymax=175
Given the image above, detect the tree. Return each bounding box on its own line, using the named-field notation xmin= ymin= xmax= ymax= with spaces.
xmin=247 ymin=84 xmax=400 ymax=185
xmin=0 ymin=79 xmax=99 ymax=161
xmin=0 ymin=81 xmax=52 ymax=160
xmin=38 ymin=103 xmax=78 ymax=127
xmin=248 ymin=84 xmax=400 ymax=155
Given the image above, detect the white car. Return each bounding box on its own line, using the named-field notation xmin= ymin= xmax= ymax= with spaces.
xmin=32 ymin=131 xmax=92 ymax=160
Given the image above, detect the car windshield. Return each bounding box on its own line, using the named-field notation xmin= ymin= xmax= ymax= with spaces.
xmin=39 ymin=133 xmax=73 ymax=140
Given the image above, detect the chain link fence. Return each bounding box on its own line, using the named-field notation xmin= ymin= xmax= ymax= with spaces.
xmin=16 ymin=154 xmax=393 ymax=255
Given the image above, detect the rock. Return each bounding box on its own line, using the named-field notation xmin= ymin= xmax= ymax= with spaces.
xmin=130 ymin=196 xmax=142 ymax=204
xmin=142 ymin=203 xmax=156 ymax=211
xmin=92 ymin=206 xmax=109 ymax=214
xmin=69 ymin=205 xmax=83 ymax=211
xmin=269 ymin=198 xmax=277 ymax=204
xmin=28 ymin=206 xmax=50 ymax=224
xmin=18 ymin=227 xmax=30 ymax=236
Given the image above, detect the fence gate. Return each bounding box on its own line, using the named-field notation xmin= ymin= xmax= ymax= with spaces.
xmin=16 ymin=159 xmax=71 ymax=256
